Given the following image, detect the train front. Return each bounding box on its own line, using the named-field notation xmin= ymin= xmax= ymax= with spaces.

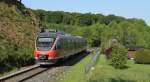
xmin=34 ymin=32 xmax=57 ymax=65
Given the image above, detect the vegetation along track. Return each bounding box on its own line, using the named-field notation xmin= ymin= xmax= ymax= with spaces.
xmin=0 ymin=48 xmax=95 ymax=82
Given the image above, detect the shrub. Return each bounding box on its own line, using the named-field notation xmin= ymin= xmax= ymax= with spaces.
xmin=109 ymin=46 xmax=128 ymax=69
xmin=135 ymin=49 xmax=150 ymax=64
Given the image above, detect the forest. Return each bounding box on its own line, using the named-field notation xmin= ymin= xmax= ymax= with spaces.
xmin=34 ymin=10 xmax=150 ymax=49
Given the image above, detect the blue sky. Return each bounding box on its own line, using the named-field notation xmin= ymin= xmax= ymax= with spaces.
xmin=23 ymin=0 xmax=150 ymax=26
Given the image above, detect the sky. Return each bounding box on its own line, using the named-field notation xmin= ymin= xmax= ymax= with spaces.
xmin=23 ymin=0 xmax=150 ymax=26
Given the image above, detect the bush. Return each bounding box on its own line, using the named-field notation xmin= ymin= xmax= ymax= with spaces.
xmin=135 ymin=49 xmax=150 ymax=64
xmin=109 ymin=46 xmax=128 ymax=69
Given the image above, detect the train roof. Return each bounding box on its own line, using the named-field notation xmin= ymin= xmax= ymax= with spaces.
xmin=37 ymin=29 xmax=84 ymax=39
xmin=38 ymin=32 xmax=56 ymax=38
xmin=37 ymin=29 xmax=69 ymax=38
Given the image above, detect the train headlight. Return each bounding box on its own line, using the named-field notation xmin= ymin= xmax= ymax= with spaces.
xmin=35 ymin=57 xmax=38 ymax=59
xmin=48 ymin=57 xmax=53 ymax=59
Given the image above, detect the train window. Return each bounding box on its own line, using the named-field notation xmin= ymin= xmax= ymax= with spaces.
xmin=62 ymin=38 xmax=66 ymax=49
xmin=68 ymin=39 xmax=71 ymax=48
xmin=38 ymin=38 xmax=54 ymax=42
xmin=66 ymin=38 xmax=69 ymax=49
xmin=62 ymin=38 xmax=64 ymax=49
xmin=36 ymin=37 xmax=54 ymax=51
xmin=71 ymin=38 xmax=74 ymax=49
xmin=56 ymin=39 xmax=61 ymax=49
xmin=60 ymin=38 xmax=63 ymax=49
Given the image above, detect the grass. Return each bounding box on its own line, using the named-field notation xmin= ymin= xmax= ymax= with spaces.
xmin=59 ymin=53 xmax=95 ymax=82
xmin=59 ymin=54 xmax=150 ymax=82
xmin=88 ymin=55 xmax=150 ymax=82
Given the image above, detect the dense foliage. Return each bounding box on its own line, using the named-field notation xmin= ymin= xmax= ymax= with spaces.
xmin=109 ymin=46 xmax=128 ymax=69
xmin=34 ymin=10 xmax=150 ymax=49
xmin=135 ymin=49 xmax=150 ymax=64
xmin=34 ymin=10 xmax=127 ymax=26
xmin=0 ymin=1 xmax=38 ymax=73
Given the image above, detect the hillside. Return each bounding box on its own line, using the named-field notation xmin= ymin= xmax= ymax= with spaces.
xmin=0 ymin=0 xmax=38 ymax=73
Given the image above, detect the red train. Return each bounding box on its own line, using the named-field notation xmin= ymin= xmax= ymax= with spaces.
xmin=34 ymin=29 xmax=87 ymax=65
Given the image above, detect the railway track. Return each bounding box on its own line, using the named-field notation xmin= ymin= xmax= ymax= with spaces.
xmin=0 ymin=65 xmax=51 ymax=82
xmin=0 ymin=48 xmax=95 ymax=82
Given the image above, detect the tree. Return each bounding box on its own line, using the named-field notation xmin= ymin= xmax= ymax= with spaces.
xmin=109 ymin=46 xmax=128 ymax=69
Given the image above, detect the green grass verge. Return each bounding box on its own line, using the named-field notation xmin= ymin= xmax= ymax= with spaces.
xmin=59 ymin=54 xmax=150 ymax=82
xmin=59 ymin=54 xmax=95 ymax=82
xmin=88 ymin=55 xmax=150 ymax=82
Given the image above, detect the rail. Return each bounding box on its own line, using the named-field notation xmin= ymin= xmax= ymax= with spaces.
xmin=85 ymin=48 xmax=101 ymax=73
xmin=0 ymin=65 xmax=40 ymax=82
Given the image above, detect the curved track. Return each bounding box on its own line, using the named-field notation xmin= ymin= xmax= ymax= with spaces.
xmin=0 ymin=49 xmax=94 ymax=82
xmin=0 ymin=65 xmax=51 ymax=82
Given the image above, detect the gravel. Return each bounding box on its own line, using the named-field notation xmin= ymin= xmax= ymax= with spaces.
xmin=24 ymin=51 xmax=89 ymax=82
xmin=24 ymin=66 xmax=70 ymax=82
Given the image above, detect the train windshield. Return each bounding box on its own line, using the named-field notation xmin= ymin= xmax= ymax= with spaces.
xmin=37 ymin=38 xmax=54 ymax=51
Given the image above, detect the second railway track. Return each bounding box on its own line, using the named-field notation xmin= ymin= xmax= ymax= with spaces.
xmin=0 ymin=65 xmax=51 ymax=82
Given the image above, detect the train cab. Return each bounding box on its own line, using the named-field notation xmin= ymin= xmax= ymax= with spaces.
xmin=34 ymin=30 xmax=58 ymax=65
